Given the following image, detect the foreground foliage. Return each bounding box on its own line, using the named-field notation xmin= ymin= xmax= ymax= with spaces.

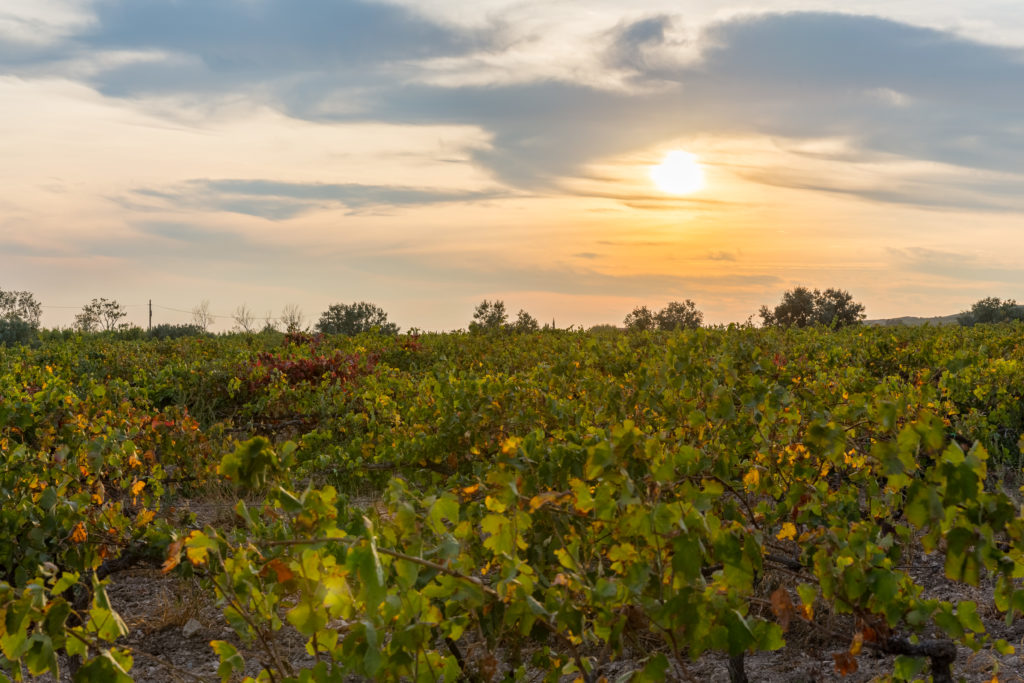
xmin=2 ymin=324 xmax=1024 ymax=680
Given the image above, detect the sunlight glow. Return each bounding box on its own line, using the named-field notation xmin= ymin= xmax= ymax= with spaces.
xmin=650 ymin=150 xmax=705 ymax=195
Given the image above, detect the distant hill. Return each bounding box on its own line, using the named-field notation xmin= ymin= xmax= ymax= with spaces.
xmin=864 ymin=313 xmax=962 ymax=327
xmin=867 ymin=303 xmax=1024 ymax=327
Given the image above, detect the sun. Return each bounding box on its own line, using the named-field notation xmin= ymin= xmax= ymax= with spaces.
xmin=650 ymin=150 xmax=705 ymax=195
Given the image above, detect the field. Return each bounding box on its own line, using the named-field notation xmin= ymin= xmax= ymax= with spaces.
xmin=3 ymin=324 xmax=1024 ymax=682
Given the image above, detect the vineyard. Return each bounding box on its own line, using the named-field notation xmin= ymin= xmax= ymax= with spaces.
xmin=3 ymin=324 xmax=1024 ymax=682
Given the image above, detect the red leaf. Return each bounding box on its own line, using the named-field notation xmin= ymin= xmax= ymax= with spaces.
xmin=833 ymin=652 xmax=858 ymax=676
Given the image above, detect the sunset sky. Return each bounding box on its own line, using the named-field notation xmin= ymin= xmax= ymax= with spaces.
xmin=2 ymin=1 xmax=1023 ymax=331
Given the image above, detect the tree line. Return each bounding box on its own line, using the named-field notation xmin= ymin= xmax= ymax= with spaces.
xmin=1 ymin=286 xmax=1022 ymax=346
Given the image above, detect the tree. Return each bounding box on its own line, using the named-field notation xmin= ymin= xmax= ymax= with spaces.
xmin=260 ymin=310 xmax=278 ymax=333
xmin=0 ymin=288 xmax=42 ymax=345
xmin=759 ymin=287 xmax=864 ymax=329
xmin=655 ymin=300 xmax=703 ymax=331
xmin=0 ymin=289 xmax=42 ymax=328
xmin=192 ymin=300 xmax=213 ymax=332
xmin=280 ymin=303 xmax=305 ymax=333
xmin=624 ymin=306 xmax=656 ymax=331
xmin=814 ymin=288 xmax=867 ymax=328
xmin=511 ymin=309 xmax=539 ymax=333
xmin=759 ymin=287 xmax=818 ymax=328
xmin=316 ymin=302 xmax=399 ymax=335
xmin=0 ymin=318 xmax=36 ymax=346
xmin=233 ymin=304 xmax=257 ymax=333
xmin=75 ymin=298 xmax=127 ymax=332
xmin=148 ymin=323 xmax=205 ymax=340
xmin=470 ymin=300 xmax=508 ymax=332
xmin=958 ymin=297 xmax=1024 ymax=326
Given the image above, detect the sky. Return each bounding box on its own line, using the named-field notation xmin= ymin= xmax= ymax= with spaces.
xmin=2 ymin=1 xmax=1024 ymax=331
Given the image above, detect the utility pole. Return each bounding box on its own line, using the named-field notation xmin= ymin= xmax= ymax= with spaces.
xmin=148 ymin=300 xmax=152 ymax=331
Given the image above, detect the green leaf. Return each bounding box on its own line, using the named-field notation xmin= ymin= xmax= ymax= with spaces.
xmin=66 ymin=630 xmax=88 ymax=659
xmin=725 ymin=610 xmax=755 ymax=656
xmin=944 ymin=527 xmax=974 ymax=582
xmin=796 ymin=583 xmax=816 ymax=611
xmin=287 ymin=601 xmax=328 ymax=637
xmin=481 ymin=514 xmax=515 ymax=555
xmin=933 ymin=604 xmax=963 ymax=639
xmin=630 ymin=653 xmax=669 ymax=682
xmin=51 ymin=572 xmax=80 ymax=596
xmin=427 ymin=495 xmax=460 ymax=534
xmin=957 ymin=601 xmax=985 ymax=633
xmin=892 ymin=655 xmax=925 ymax=680
xmin=709 ymin=391 xmax=736 ymax=422
xmin=210 ymin=640 xmax=245 ymax=682
xmin=1 ymin=600 xmax=30 ymax=660
xmin=352 ymin=519 xmax=387 ymax=610
xmin=88 ymin=605 xmax=129 ymax=642
xmin=218 ymin=437 xmax=279 ymax=490
xmin=24 ymin=633 xmax=57 ymax=675
xmin=671 ymin=534 xmax=703 ymax=583
xmin=751 ymin=620 xmax=785 ymax=651
xmin=73 ymin=650 xmax=133 ymax=683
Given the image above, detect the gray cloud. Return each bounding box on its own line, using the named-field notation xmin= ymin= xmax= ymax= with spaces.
xmin=204 ymin=179 xmax=505 ymax=208
xmin=340 ymin=12 xmax=1024 ymax=201
xmin=87 ymin=0 xmax=473 ymax=63
xmin=118 ymin=179 xmax=506 ymax=219
xmin=604 ymin=15 xmax=675 ymax=75
xmin=741 ymin=167 xmax=1024 ymax=213
xmin=5 ymin=7 xmax=1024 ymax=212
xmin=1 ymin=0 xmax=491 ymax=98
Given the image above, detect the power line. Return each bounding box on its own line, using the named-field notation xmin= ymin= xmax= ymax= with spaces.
xmin=152 ymin=304 xmax=286 ymax=322
xmin=41 ymin=304 xmax=149 ymax=309
xmin=41 ymin=302 xmax=295 ymax=325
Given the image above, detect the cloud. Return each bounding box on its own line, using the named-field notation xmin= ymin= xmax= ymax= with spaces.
xmin=604 ymin=15 xmax=676 ymax=75
xmin=5 ymin=7 xmax=1024 ymax=212
xmin=1 ymin=0 xmax=491 ymax=99
xmin=119 ymin=179 xmax=506 ymax=219
xmin=890 ymin=247 xmax=1024 ymax=283
xmin=706 ymin=251 xmax=737 ymax=261
xmin=341 ymin=12 xmax=1024 ymax=202
xmin=86 ymin=0 xmax=472 ymax=63
xmin=741 ymin=165 xmax=1024 ymax=213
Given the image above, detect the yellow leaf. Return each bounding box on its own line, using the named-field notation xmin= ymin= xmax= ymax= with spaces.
xmin=135 ymin=509 xmax=156 ymax=528
xmin=131 ymin=480 xmax=146 ymax=496
xmin=184 ymin=530 xmax=210 ymax=565
xmin=529 ymin=491 xmax=562 ymax=512
xmin=484 ymin=496 xmax=507 ymax=513
xmin=71 ymin=522 xmax=87 ymax=544
xmin=500 ymin=437 xmax=522 ymax=455
xmin=162 ymin=538 xmax=184 ymax=574
xmin=849 ymin=631 xmax=864 ymax=656
xmin=742 ymin=468 xmax=760 ymax=491
xmin=776 ymin=522 xmax=797 ymax=541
